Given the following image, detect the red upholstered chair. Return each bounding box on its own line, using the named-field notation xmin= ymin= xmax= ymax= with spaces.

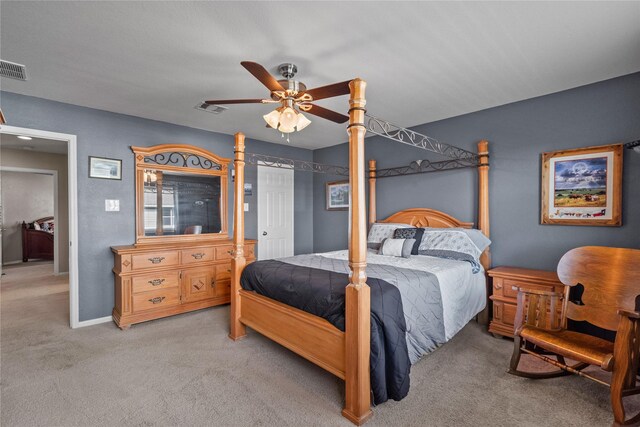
xmin=508 ymin=246 xmax=640 ymax=426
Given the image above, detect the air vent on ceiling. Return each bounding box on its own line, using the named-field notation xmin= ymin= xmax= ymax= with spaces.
xmin=195 ymin=102 xmax=228 ymax=114
xmin=0 ymin=60 xmax=28 ymax=81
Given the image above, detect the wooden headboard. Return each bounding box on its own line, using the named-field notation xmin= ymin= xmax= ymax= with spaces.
xmin=380 ymin=207 xmax=490 ymax=278
xmin=381 ymin=208 xmax=473 ymax=229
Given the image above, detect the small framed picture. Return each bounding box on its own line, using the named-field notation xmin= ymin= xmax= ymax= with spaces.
xmin=541 ymin=144 xmax=623 ymax=226
xmin=326 ymin=180 xmax=349 ymax=211
xmin=89 ymin=156 xmax=122 ymax=180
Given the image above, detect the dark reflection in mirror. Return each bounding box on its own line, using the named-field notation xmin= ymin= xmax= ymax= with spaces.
xmin=143 ymin=169 xmax=222 ymax=236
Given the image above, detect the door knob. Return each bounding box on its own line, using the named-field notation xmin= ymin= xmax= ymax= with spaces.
xmin=262 ymin=231 xmax=267 ymax=236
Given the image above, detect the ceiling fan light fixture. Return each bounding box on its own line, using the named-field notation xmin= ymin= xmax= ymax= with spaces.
xmin=279 ymin=106 xmax=298 ymax=130
xmin=263 ymin=109 xmax=281 ymax=129
xmin=296 ymin=112 xmax=312 ymax=131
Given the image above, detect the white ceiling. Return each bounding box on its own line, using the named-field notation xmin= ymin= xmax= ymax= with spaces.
xmin=0 ymin=134 xmax=68 ymax=155
xmin=1 ymin=1 xmax=639 ymax=149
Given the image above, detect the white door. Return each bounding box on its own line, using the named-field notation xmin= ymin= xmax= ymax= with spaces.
xmin=257 ymin=165 xmax=294 ymax=260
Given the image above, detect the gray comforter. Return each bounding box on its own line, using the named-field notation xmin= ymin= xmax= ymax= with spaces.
xmin=281 ymin=254 xmax=445 ymax=363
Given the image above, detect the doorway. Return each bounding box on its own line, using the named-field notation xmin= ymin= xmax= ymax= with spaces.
xmin=0 ymin=167 xmax=59 ymax=271
xmin=0 ymin=126 xmax=79 ymax=328
xmin=257 ymin=164 xmax=294 ymax=260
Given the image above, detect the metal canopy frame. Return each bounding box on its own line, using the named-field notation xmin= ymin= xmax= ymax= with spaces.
xmin=364 ymin=113 xmax=479 ymax=163
xmin=238 ymin=113 xmax=485 ymax=179
xmin=244 ymin=152 xmax=349 ymax=176
xmin=375 ymin=157 xmax=478 ymax=179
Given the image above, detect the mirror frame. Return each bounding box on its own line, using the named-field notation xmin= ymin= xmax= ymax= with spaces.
xmin=132 ymin=144 xmax=231 ymax=245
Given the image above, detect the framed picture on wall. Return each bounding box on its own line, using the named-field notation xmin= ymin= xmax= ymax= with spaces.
xmin=89 ymin=156 xmax=122 ymax=180
xmin=326 ymin=180 xmax=349 ymax=211
xmin=541 ymin=144 xmax=622 ymax=226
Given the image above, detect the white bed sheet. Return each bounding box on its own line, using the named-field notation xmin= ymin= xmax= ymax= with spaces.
xmin=320 ymin=249 xmax=486 ymax=341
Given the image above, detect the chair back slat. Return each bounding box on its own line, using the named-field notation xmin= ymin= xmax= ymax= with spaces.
xmin=557 ymin=246 xmax=640 ymax=331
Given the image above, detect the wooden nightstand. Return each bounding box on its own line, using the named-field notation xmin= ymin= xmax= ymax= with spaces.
xmin=488 ymin=266 xmax=564 ymax=338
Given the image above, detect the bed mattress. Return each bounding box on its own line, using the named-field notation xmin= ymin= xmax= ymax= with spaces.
xmin=239 ymin=249 xmax=486 ymax=404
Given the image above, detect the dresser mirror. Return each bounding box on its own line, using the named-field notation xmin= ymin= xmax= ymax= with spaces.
xmin=132 ymin=144 xmax=230 ymax=244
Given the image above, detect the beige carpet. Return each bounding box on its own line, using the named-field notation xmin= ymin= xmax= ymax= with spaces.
xmin=1 ymin=263 xmax=637 ymax=426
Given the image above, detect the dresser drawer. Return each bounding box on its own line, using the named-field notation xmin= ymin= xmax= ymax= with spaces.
xmin=244 ymin=245 xmax=255 ymax=259
xmin=133 ymin=287 xmax=180 ymax=312
xmin=181 ymin=248 xmax=215 ymax=265
xmin=132 ymin=271 xmax=179 ymax=293
xmin=215 ymin=279 xmax=231 ymax=297
xmin=131 ymin=251 xmax=179 ymax=270
xmin=216 ymin=263 xmax=232 ymax=280
xmin=215 ymin=246 xmax=234 ymax=260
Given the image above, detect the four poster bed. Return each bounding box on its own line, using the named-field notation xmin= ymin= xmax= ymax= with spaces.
xmin=228 ymin=79 xmax=490 ymax=424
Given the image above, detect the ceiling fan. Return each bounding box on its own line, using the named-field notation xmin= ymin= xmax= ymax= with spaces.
xmin=204 ymin=61 xmax=351 ymax=134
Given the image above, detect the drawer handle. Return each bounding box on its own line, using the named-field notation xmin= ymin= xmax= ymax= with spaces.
xmin=211 ymin=279 xmax=216 ymax=288
xmin=227 ymin=268 xmax=231 ymax=273
xmin=148 ymin=296 xmax=165 ymax=304
xmin=192 ymin=252 xmax=205 ymax=260
xmin=226 ymin=249 xmax=236 ymax=256
xmin=148 ymin=256 xmax=165 ymax=264
xmin=494 ymin=283 xmax=502 ymax=290
xmin=148 ymin=278 xmax=165 ymax=286
xmin=194 ymin=280 xmax=205 ymax=291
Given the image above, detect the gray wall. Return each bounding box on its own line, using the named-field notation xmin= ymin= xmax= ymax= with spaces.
xmin=313 ymin=72 xmax=640 ymax=270
xmin=1 ymin=148 xmax=70 ymax=272
xmin=0 ymin=91 xmax=313 ymax=321
xmin=0 ymin=171 xmax=53 ymax=264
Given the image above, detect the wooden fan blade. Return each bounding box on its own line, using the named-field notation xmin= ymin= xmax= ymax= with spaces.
xmin=304 ymin=80 xmax=351 ymax=101
xmin=204 ymin=99 xmax=265 ymax=105
xmin=304 ymin=104 xmax=349 ymax=124
xmin=241 ymin=61 xmax=285 ymax=92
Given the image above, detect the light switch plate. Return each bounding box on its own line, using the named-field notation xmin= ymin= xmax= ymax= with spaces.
xmin=105 ymin=199 xmax=120 ymax=212
xmin=244 ymin=203 xmax=249 ymax=212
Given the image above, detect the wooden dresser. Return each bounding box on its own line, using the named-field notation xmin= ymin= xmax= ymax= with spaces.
xmin=488 ymin=266 xmax=564 ymax=338
xmin=112 ymin=240 xmax=255 ymax=329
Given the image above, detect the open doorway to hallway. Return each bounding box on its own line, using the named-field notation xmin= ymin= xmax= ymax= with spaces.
xmin=1 ymin=134 xmax=68 ymax=275
xmin=0 ymin=126 xmax=79 ymax=328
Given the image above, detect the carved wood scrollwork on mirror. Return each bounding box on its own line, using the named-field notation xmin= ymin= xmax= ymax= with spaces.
xmin=132 ymin=144 xmax=230 ymax=245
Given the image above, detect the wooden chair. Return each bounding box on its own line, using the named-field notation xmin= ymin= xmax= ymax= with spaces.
xmin=509 ymin=246 xmax=640 ymax=426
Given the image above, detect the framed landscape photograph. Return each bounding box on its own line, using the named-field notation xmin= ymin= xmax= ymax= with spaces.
xmin=326 ymin=180 xmax=349 ymax=211
xmin=541 ymin=144 xmax=622 ymax=226
xmin=89 ymin=156 xmax=122 ymax=180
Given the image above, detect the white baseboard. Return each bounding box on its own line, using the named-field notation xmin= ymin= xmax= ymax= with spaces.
xmin=74 ymin=316 xmax=112 ymax=328
xmin=2 ymin=260 xmax=23 ymax=266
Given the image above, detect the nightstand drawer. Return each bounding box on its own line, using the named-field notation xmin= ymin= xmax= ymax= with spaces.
xmin=503 ymin=279 xmax=562 ymax=299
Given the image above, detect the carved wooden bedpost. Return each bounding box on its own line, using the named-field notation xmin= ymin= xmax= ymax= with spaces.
xmin=477 ymin=140 xmax=490 ymax=268
xmin=368 ymin=159 xmax=377 ymax=228
xmin=342 ymin=78 xmax=373 ymax=425
xmin=230 ymin=132 xmax=247 ymax=341
xmin=477 ymin=140 xmax=491 ymax=325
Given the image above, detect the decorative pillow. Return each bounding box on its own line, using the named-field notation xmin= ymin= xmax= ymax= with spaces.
xmin=367 ymin=223 xmax=411 ymax=246
xmin=419 ymin=229 xmax=482 ymax=260
xmin=33 ymin=222 xmax=41 ymax=231
xmin=380 ymin=238 xmax=415 ymax=258
xmin=393 ymin=228 xmax=424 ymax=255
xmin=422 ymin=227 xmax=491 ymax=253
